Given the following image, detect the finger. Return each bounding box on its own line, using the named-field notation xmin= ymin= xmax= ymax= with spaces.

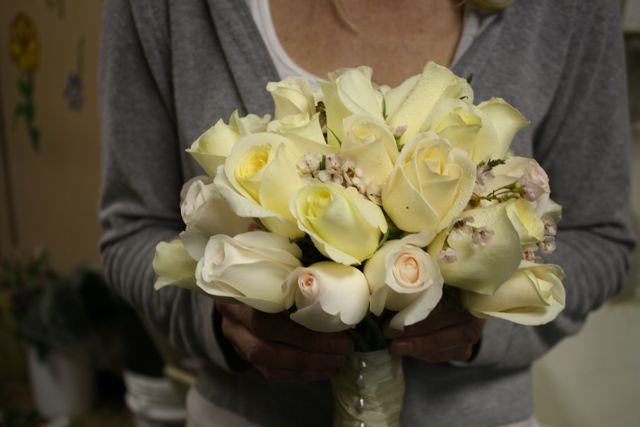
xmin=389 ymin=318 xmax=484 ymax=359
xmin=221 ymin=315 xmax=348 ymax=371
xmin=429 ymin=293 xmax=462 ymax=315
xmin=384 ymin=310 xmax=475 ymax=339
xmin=217 ymin=302 xmax=352 ymax=355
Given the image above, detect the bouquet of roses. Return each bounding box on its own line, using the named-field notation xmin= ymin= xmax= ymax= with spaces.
xmin=152 ymin=61 xmax=565 ymax=425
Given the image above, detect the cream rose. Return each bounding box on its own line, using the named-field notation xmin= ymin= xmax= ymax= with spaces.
xmin=283 ymin=262 xmax=370 ymax=332
xmin=195 ymin=231 xmax=302 ymax=313
xmin=214 ymin=132 xmax=312 ymax=238
xmin=153 ymin=239 xmax=198 ymax=291
xmin=290 ymin=182 xmax=387 ymax=265
xmin=180 ymin=176 xmax=254 ymax=236
xmin=382 ymin=132 xmax=476 ymax=234
xmin=339 ymin=114 xmax=399 ymax=189
xmin=187 ymin=111 xmax=270 ymax=177
xmin=461 ymin=261 xmax=565 ymax=325
xmin=387 ymin=61 xmax=473 ymax=145
xmin=427 ymin=201 xmax=522 ymax=294
xmin=364 ymin=240 xmax=444 ymax=330
xmin=266 ymin=76 xmax=316 ymax=120
xmin=422 ymin=97 xmax=528 ymax=163
xmin=319 ymin=67 xmax=384 ymax=146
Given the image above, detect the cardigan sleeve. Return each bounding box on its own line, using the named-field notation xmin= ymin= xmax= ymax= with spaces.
xmin=465 ymin=0 xmax=636 ymax=369
xmin=98 ymin=0 xmax=237 ymax=370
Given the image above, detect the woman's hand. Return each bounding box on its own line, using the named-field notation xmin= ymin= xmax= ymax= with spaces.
xmin=216 ymin=301 xmax=353 ymax=383
xmin=384 ymin=294 xmax=485 ymax=363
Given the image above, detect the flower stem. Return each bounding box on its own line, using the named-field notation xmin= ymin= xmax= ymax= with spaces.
xmin=364 ymin=313 xmax=387 ymax=350
xmin=347 ymin=329 xmax=370 ymax=352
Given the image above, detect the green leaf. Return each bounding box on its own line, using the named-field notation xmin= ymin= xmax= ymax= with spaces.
xmin=487 ymin=158 xmax=506 ymax=168
xmin=29 ymin=127 xmax=40 ymax=151
xmin=13 ymin=104 xmax=26 ymax=120
xmin=24 ymin=103 xmax=35 ymax=121
xmin=327 ymin=128 xmax=343 ymax=146
xmin=382 ymin=97 xmax=387 ymax=120
xmin=16 ymin=78 xmax=31 ymax=97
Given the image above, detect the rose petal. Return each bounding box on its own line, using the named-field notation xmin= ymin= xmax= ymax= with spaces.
xmin=388 ymin=62 xmax=473 ymax=145
xmin=153 ymin=240 xmax=198 ymax=291
xmin=428 ymin=202 xmax=522 ymax=294
xmin=475 ymin=98 xmax=529 ymax=161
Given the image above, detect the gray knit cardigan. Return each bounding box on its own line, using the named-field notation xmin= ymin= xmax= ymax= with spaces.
xmin=99 ymin=0 xmax=635 ymax=425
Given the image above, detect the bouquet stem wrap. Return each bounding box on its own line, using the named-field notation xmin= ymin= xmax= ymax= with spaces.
xmin=332 ymin=350 xmax=404 ymax=427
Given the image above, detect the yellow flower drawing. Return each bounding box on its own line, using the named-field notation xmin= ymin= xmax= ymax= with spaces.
xmin=9 ymin=13 xmax=38 ymax=74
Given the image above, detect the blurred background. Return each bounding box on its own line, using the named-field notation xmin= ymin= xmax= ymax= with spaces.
xmin=0 ymin=1 xmax=638 ymax=427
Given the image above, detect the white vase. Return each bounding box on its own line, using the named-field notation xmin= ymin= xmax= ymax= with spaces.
xmin=27 ymin=344 xmax=95 ymax=418
xmin=331 ymin=350 xmax=405 ymax=427
xmin=123 ymin=370 xmax=186 ymax=427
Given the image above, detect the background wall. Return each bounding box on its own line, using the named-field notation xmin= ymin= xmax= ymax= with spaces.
xmin=0 ymin=1 xmax=639 ymax=426
xmin=624 ymin=0 xmax=640 ymax=32
xmin=0 ymin=0 xmax=103 ymax=271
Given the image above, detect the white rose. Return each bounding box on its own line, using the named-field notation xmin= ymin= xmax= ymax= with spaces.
xmin=339 ymin=114 xmax=399 ymax=189
xmin=195 ymin=231 xmax=302 ymax=313
xmin=180 ymin=176 xmax=253 ymax=236
xmin=319 ymin=67 xmax=384 ymax=146
xmin=364 ymin=240 xmax=444 ymax=330
xmin=387 ymin=61 xmax=473 ymax=145
xmin=266 ymin=76 xmax=316 ymax=120
xmin=214 ymin=132 xmax=311 ymax=238
xmin=427 ymin=202 xmax=522 ymax=294
xmin=461 ymin=261 xmax=565 ymax=325
xmin=422 ymin=97 xmax=528 ymax=163
xmin=187 ymin=111 xmax=270 ymax=177
xmin=267 ymin=112 xmax=329 ymax=147
xmin=284 ymin=262 xmax=370 ymax=332
xmin=290 ymin=182 xmax=388 ymax=265
xmin=382 ymin=132 xmax=476 ymax=235
xmin=153 ymin=239 xmax=198 ymax=291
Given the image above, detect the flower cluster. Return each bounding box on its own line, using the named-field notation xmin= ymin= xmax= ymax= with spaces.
xmin=153 ymin=62 xmax=566 ymax=342
xmin=297 ymin=153 xmax=382 ymax=204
